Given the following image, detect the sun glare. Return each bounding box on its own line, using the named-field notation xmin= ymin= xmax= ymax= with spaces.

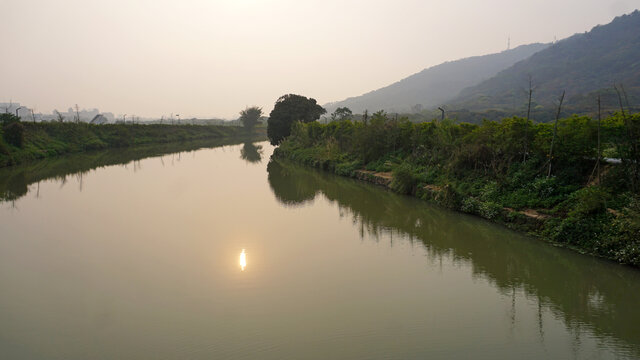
xmin=239 ymin=249 xmax=247 ymax=271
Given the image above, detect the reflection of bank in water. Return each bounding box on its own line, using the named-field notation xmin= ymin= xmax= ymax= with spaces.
xmin=0 ymin=138 xmax=261 ymax=204
xmin=240 ymin=249 xmax=247 ymax=271
xmin=266 ymin=159 xmax=640 ymax=356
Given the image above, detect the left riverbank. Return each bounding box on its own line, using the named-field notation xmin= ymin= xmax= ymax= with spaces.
xmin=0 ymin=118 xmax=264 ymax=167
xmin=0 ymin=137 xmax=265 ymax=203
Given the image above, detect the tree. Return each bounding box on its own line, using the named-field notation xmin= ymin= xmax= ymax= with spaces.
xmin=55 ymin=110 xmax=65 ymax=122
xmin=239 ymin=106 xmax=263 ymax=131
xmin=331 ymin=107 xmax=352 ymax=121
xmin=0 ymin=113 xmax=20 ymax=126
xmin=1 ymin=113 xmax=24 ymax=148
xmin=267 ymin=94 xmax=326 ymax=145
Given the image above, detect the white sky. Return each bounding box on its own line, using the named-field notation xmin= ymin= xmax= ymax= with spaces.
xmin=1 ymin=0 xmax=638 ymax=118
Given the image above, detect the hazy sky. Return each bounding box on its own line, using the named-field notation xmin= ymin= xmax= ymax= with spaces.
xmin=1 ymin=0 xmax=638 ymax=119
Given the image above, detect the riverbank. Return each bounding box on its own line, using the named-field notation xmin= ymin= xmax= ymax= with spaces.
xmin=272 ymin=113 xmax=640 ymax=266
xmin=0 ymin=119 xmax=265 ymax=167
xmin=0 ymin=137 xmax=264 ymax=203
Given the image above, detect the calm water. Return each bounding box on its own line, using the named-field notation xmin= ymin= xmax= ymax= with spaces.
xmin=1 ymin=141 xmax=640 ymax=359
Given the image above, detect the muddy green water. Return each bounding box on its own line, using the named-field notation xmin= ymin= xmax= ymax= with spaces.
xmin=1 ymin=141 xmax=639 ymax=359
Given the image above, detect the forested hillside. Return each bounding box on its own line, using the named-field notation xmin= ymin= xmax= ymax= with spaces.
xmin=324 ymin=43 xmax=548 ymax=115
xmin=451 ymin=11 xmax=640 ymax=119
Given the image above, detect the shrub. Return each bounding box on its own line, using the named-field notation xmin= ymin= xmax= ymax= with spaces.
xmin=0 ymin=140 xmax=9 ymax=155
xmin=391 ymin=162 xmax=417 ymax=194
xmin=569 ymin=186 xmax=611 ymax=217
xmin=551 ymin=213 xmax=610 ymax=247
xmin=461 ymin=197 xmax=480 ymax=214
xmin=335 ymin=160 xmax=361 ymax=177
xmin=609 ymin=196 xmax=640 ymax=265
xmin=479 ymin=201 xmax=503 ymax=220
xmin=3 ymin=122 xmax=25 ymax=148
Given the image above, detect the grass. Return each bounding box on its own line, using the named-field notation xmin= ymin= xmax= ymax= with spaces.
xmin=0 ymin=121 xmax=264 ymax=167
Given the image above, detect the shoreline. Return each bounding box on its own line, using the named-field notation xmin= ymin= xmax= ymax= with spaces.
xmin=272 ymin=140 xmax=638 ymax=268
xmin=0 ymin=121 xmax=265 ymax=168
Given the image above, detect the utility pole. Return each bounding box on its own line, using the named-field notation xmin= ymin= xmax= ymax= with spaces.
xmin=547 ymin=91 xmax=565 ymax=178
xmin=438 ymin=107 xmax=445 ymax=121
xmin=524 ymin=75 xmax=533 ymax=162
xmin=597 ymin=95 xmax=601 ymax=184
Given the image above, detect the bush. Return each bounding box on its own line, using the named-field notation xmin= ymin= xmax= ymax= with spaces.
xmin=550 ymin=213 xmax=610 ymax=247
xmin=3 ymin=122 xmax=25 ymax=148
xmin=335 ymin=160 xmax=361 ymax=177
xmin=0 ymin=113 xmax=20 ymax=126
xmin=0 ymin=142 xmax=8 ymax=156
xmin=436 ymin=184 xmax=462 ymax=209
xmin=609 ymin=196 xmax=640 ymax=265
xmin=479 ymin=201 xmax=503 ymax=220
xmin=569 ymin=186 xmax=611 ymax=216
xmin=391 ymin=162 xmax=417 ymax=194
xmin=461 ymin=197 xmax=480 ymax=213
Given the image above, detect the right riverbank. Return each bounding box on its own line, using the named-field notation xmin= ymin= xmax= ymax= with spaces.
xmin=271 ymin=112 xmax=640 ymax=267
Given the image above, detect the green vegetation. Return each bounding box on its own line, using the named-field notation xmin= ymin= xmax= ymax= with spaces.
xmin=273 ymin=111 xmax=640 ymax=266
xmin=0 ymin=137 xmax=259 ymax=203
xmin=266 ymin=160 xmax=640 ymax=352
xmin=239 ymin=106 xmax=263 ymax=132
xmin=324 ymin=43 xmax=548 ymax=115
xmin=452 ymin=11 xmax=640 ymax=117
xmin=326 ymin=12 xmax=640 ymax=122
xmin=267 ymin=94 xmax=326 ymax=145
xmin=330 ymin=107 xmax=353 ymax=121
xmin=0 ymin=113 xmax=264 ymax=168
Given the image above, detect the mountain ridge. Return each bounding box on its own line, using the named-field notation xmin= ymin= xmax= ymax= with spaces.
xmin=324 ymin=43 xmax=549 ymax=115
xmin=449 ymin=10 xmax=640 ymax=117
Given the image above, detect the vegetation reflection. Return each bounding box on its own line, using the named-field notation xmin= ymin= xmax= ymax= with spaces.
xmin=267 ymin=159 xmax=640 ymax=357
xmin=0 ymin=138 xmax=260 ymax=204
xmin=239 ymin=142 xmax=263 ymax=164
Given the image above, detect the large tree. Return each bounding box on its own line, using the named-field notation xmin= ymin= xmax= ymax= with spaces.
xmin=267 ymin=94 xmax=326 ymax=145
xmin=239 ymin=106 xmax=263 ymax=131
xmin=331 ymin=107 xmax=352 ymax=121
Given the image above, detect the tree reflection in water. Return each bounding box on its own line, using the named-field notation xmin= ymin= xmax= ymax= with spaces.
xmin=267 ymin=159 xmax=640 ymax=358
xmin=240 ymin=142 xmax=263 ymax=164
xmin=0 ymin=138 xmax=256 ymax=204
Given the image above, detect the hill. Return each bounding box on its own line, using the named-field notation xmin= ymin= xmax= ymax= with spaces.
xmin=324 ymin=43 xmax=549 ymax=115
xmin=451 ymin=10 xmax=640 ymax=119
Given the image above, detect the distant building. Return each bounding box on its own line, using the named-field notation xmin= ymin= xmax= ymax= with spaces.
xmin=1 ymin=102 xmax=20 ymax=114
xmin=90 ymin=114 xmax=109 ymax=125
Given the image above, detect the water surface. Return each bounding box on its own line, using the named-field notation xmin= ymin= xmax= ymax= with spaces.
xmin=1 ymin=141 xmax=639 ymax=359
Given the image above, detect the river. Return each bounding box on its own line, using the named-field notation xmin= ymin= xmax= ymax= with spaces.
xmin=1 ymin=141 xmax=639 ymax=359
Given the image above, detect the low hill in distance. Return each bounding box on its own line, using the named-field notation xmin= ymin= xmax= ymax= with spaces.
xmin=449 ymin=10 xmax=640 ymax=120
xmin=324 ymin=43 xmax=549 ymax=115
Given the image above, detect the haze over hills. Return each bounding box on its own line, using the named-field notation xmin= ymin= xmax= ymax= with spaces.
xmin=324 ymin=43 xmax=549 ymax=115
xmin=448 ymin=10 xmax=640 ymax=117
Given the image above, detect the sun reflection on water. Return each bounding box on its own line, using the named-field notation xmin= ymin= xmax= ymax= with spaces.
xmin=239 ymin=249 xmax=247 ymax=271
